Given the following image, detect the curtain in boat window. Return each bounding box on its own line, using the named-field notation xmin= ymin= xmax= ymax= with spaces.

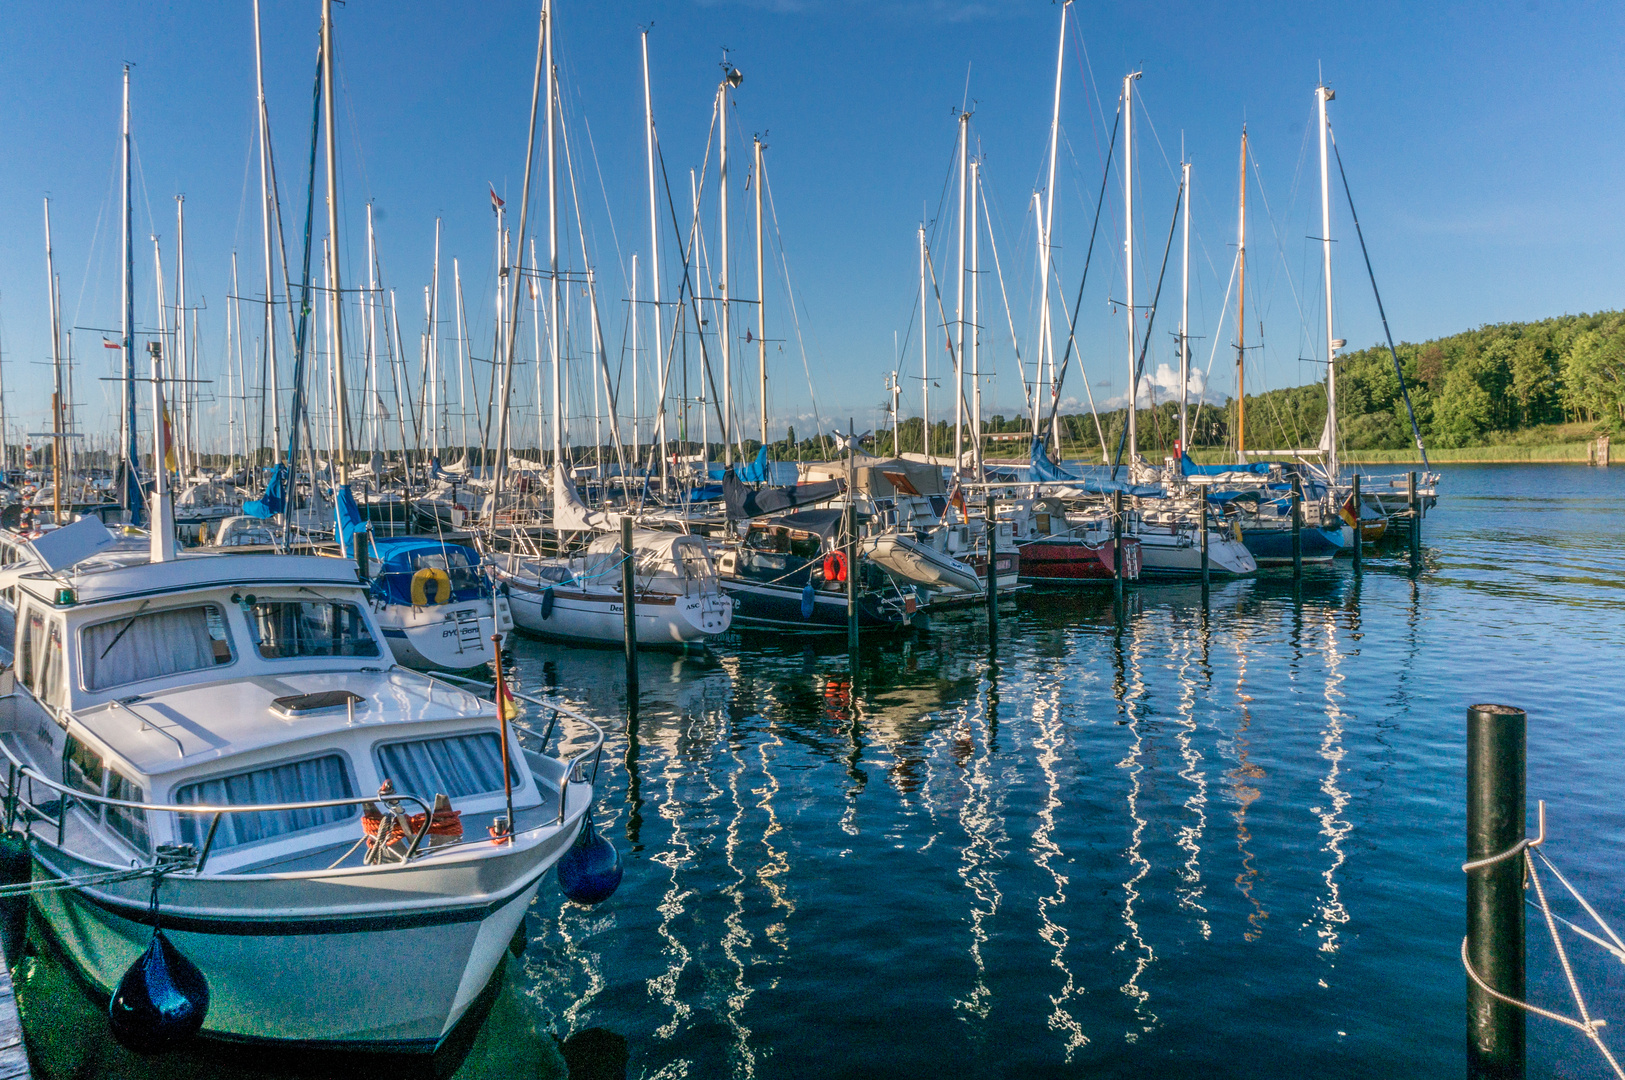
xmin=375 ymin=732 xmax=517 ymax=801
xmin=81 ymin=606 xmax=228 ymax=692
xmin=173 ymin=754 xmax=356 ymax=851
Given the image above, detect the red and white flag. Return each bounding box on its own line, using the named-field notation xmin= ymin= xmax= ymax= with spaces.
xmin=102 ymin=337 xmax=121 ymax=349
xmin=489 ymin=185 xmax=505 ymax=213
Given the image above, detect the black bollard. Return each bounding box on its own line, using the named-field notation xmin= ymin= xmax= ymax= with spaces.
xmin=1199 ymin=498 xmax=1210 ymax=599
xmin=1351 ymin=472 xmax=1362 ymax=574
xmin=1112 ymin=490 xmax=1124 ymax=604
xmin=621 ymin=517 xmax=638 ymax=704
xmin=985 ymin=494 xmax=999 ymax=643
xmin=846 ymin=501 xmax=859 ymax=657
xmin=1408 ymin=471 xmax=1422 ymax=569
xmin=1291 ymin=475 xmax=1303 ymax=581
xmin=1466 ymin=703 xmax=1526 ymax=1080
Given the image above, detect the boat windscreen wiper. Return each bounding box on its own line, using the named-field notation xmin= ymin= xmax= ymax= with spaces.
xmin=98 ymin=600 xmax=153 ymax=660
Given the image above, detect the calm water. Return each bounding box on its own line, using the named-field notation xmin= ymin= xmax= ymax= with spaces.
xmin=14 ymin=464 xmax=1625 ymax=1079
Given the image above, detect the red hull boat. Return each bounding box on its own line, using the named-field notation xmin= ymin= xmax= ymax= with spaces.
xmin=1016 ymin=537 xmax=1141 ymax=584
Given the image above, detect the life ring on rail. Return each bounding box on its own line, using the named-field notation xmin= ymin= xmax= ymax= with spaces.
xmin=821 ymin=550 xmax=848 ymax=583
xmin=411 ymin=566 xmax=453 ymax=606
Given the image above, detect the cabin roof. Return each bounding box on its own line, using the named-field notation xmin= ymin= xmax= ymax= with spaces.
xmin=68 ymin=667 xmax=495 ymax=780
xmin=22 ymin=551 xmax=364 ymax=606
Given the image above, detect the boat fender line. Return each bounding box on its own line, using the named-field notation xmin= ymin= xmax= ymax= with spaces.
xmin=822 ymin=551 xmax=848 ymax=583
xmin=540 ymin=586 xmax=555 ymax=620
xmin=412 ymin=566 xmax=453 ymax=606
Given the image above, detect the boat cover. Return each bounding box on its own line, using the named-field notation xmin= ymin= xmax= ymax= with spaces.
xmin=369 ymin=536 xmax=487 ymax=605
xmin=723 ymin=470 xmax=844 ymax=519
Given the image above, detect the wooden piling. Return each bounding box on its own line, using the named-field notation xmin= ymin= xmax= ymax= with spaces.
xmin=1291 ymin=474 xmax=1303 ymax=581
xmin=986 ymin=494 xmax=999 ymax=644
xmin=1351 ymin=473 xmax=1362 ymax=573
xmin=621 ymin=516 xmax=638 ymax=703
xmin=1199 ymin=498 xmax=1210 ymax=599
xmin=1466 ymin=703 xmax=1526 ymax=1080
xmin=846 ymin=501 xmax=859 ymax=656
xmin=1408 ymin=471 xmax=1421 ymax=569
xmin=1112 ymin=490 xmax=1124 ymax=604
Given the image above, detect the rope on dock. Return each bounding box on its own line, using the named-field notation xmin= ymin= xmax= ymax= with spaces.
xmin=1461 ymin=807 xmax=1625 ymax=1079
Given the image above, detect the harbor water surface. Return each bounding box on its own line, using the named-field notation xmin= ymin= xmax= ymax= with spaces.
xmin=14 ymin=464 xmax=1625 ymax=1078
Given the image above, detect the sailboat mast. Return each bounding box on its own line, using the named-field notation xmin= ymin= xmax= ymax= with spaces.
xmin=641 ymin=30 xmax=668 ymax=489
xmin=547 ymin=2 xmax=562 ymax=468
xmin=320 ymin=0 xmax=349 ymax=488
xmin=755 ymin=135 xmax=767 ymax=453
xmin=953 ymin=110 xmax=968 ymax=475
xmin=631 ymin=255 xmax=640 ymax=473
xmin=120 ymin=65 xmax=142 ymax=524
xmin=1123 ymin=72 xmax=1139 ymax=461
xmin=1237 ymin=126 xmax=1247 ymax=460
xmin=44 ymin=198 xmax=64 ymax=525
xmin=1318 ymin=83 xmax=1338 ymax=481
xmin=365 ymin=205 xmax=380 ymax=455
xmin=717 ymin=68 xmax=737 ymax=468
xmin=454 ymin=258 xmax=470 ymax=459
xmin=1179 ymin=159 xmax=1191 ymax=455
xmin=429 ymin=218 xmax=441 ymax=459
xmin=919 ymin=224 xmax=928 ymax=458
xmin=175 ymin=195 xmax=190 ymax=479
xmin=970 ymin=157 xmax=982 ymax=479
xmin=1038 ymin=0 xmax=1068 ymax=453
xmin=253 ymin=0 xmax=281 ymax=473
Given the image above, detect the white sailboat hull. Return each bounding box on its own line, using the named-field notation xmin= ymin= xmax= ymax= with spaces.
xmin=501 ymin=570 xmax=730 ymax=646
xmin=1135 ymin=529 xmax=1257 ymax=577
xmin=372 ymin=599 xmax=508 ymax=672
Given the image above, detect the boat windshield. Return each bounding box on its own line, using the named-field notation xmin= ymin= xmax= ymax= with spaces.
xmin=250 ymin=600 xmax=380 ymax=660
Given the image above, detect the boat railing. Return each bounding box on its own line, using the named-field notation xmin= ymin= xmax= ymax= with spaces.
xmin=0 ymin=746 xmax=436 ymax=872
xmin=424 ymin=672 xmax=605 ymax=824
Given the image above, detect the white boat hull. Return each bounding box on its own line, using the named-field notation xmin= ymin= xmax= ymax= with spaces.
xmin=863 ymin=533 xmax=982 ymax=593
xmin=373 ymin=599 xmax=509 ymax=672
xmin=1136 ymin=529 xmax=1257 ymax=577
xmin=502 ymin=571 xmax=730 ymax=646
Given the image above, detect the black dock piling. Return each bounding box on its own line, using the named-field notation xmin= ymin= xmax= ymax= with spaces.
xmin=1112 ymin=490 xmax=1124 ymax=605
xmin=1291 ymin=474 xmax=1303 ymax=581
xmin=846 ymin=501 xmax=859 ymax=658
xmin=1408 ymin=470 xmax=1422 ymax=570
xmin=1199 ymin=498 xmax=1210 ymax=602
xmin=986 ymin=494 xmax=999 ymax=646
xmin=1466 ymin=703 xmax=1527 ymax=1080
xmin=621 ymin=517 xmax=639 ymax=705
xmin=1351 ymin=473 xmax=1362 ymax=574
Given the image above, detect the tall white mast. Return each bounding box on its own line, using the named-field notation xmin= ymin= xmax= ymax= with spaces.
xmin=755 ymin=135 xmax=768 ymax=453
xmin=970 ymin=157 xmax=982 ymax=479
xmin=175 ymin=195 xmax=190 ymax=478
xmin=547 ymin=0 xmax=562 ymax=469
xmin=429 ymin=219 xmax=442 ymax=459
xmin=631 ymin=254 xmax=640 ymax=472
xmin=365 ymin=204 xmax=380 ymax=455
xmin=120 ymin=65 xmax=141 ymax=524
xmin=1123 ymin=72 xmax=1140 ymax=461
xmin=1318 ymin=83 xmax=1339 ymax=481
xmin=454 ymin=257 xmax=470 ymax=459
xmin=1038 ymin=0 xmax=1069 ymax=453
xmin=919 ymin=223 xmax=929 ymax=459
xmin=44 ymin=198 xmax=64 ymax=525
xmin=953 ymin=110 xmax=969 ymax=474
xmin=253 ymin=0 xmax=281 ymax=471
xmin=1179 ymin=159 xmax=1191 ymax=457
xmin=717 ymin=65 xmax=742 ymax=467
xmin=321 ymin=0 xmax=350 ymax=490
xmin=641 ymin=30 xmax=669 ymax=488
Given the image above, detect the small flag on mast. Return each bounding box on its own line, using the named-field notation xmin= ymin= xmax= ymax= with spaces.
xmin=103 ymin=337 xmax=121 ymax=349
xmin=489 ymin=186 xmax=505 ymax=213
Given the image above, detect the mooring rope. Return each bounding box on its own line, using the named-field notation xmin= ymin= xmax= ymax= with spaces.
xmin=0 ymin=865 xmax=158 ymax=899
xmin=1460 ymin=805 xmax=1625 ymax=1080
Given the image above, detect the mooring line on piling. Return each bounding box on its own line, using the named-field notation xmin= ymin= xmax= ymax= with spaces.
xmin=1460 ymin=802 xmax=1625 ymax=1080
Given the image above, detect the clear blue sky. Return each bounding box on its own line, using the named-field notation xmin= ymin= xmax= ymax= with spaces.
xmin=1 ymin=0 xmax=1621 ymax=450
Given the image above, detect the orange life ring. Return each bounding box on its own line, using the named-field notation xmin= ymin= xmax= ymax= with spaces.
xmin=821 ymin=550 xmax=848 ymax=583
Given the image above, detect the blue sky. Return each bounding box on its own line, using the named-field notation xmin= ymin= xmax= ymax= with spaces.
xmin=1 ymin=0 xmax=1621 ymax=450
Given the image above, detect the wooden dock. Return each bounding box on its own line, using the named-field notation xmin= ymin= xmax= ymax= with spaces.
xmin=0 ymin=956 xmax=29 ymax=1080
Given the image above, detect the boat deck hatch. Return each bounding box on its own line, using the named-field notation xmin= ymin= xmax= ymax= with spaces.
xmin=271 ymin=690 xmax=366 ymax=718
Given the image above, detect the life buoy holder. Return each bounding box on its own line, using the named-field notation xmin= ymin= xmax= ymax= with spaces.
xmin=411 ymin=566 xmax=453 ymax=606
xmin=822 ymin=550 xmax=848 ymax=583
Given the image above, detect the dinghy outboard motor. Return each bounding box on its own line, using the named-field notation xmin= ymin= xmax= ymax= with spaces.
xmin=557 ymin=813 xmax=622 ymax=905
xmin=109 ymin=874 xmax=209 ymax=1053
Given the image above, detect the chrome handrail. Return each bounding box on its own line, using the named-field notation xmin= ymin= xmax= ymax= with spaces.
xmin=0 ymin=736 xmax=435 ymax=869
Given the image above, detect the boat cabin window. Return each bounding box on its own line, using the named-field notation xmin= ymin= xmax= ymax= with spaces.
xmin=61 ymin=735 xmax=150 ymax=853
xmin=81 ymin=604 xmax=234 ymax=693
xmin=250 ymin=600 xmax=379 ymax=660
xmin=18 ymin=606 xmax=67 ymax=710
xmin=173 ymin=754 xmax=358 ymax=851
xmin=744 ymin=527 xmax=821 ymax=559
xmin=375 ymin=732 xmax=519 ymax=801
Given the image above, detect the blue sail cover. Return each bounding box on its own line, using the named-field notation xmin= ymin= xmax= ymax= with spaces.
xmin=242 ymin=463 xmax=288 ymax=520
xmin=1030 ymin=439 xmax=1161 ymax=496
xmin=334 ymin=484 xmax=368 ymax=558
xmin=1181 ymin=452 xmax=1271 ymax=477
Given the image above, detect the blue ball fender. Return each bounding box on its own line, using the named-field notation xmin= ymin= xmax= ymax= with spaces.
xmin=557 ymin=814 xmax=622 ymax=905
xmin=109 ymin=929 xmax=210 ymax=1054
xmin=540 ymin=586 xmax=555 ymax=620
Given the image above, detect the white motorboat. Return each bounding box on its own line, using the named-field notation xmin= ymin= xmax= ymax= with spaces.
xmin=496 ymin=529 xmax=731 ymax=647
xmin=0 ymin=519 xmax=609 ymax=1052
xmin=365 ymin=535 xmax=513 ymax=673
